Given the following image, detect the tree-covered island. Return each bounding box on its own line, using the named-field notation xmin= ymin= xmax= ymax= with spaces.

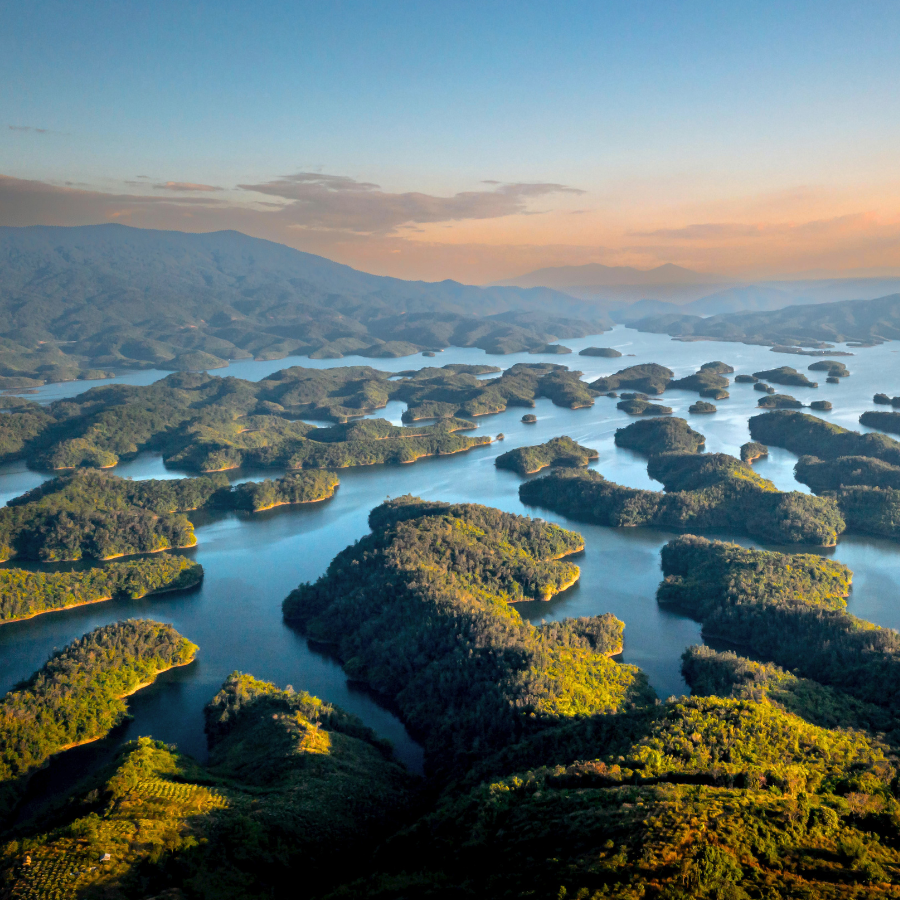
xmin=495 ymin=436 xmax=598 ymax=475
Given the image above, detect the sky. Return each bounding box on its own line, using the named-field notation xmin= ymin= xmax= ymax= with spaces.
xmin=2 ymin=0 xmax=900 ymax=283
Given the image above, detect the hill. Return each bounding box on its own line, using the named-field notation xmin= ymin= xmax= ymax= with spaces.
xmin=0 ymin=224 xmax=609 ymax=385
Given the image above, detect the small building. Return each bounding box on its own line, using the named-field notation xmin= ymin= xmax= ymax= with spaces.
xmin=100 ymin=853 xmax=111 ymax=863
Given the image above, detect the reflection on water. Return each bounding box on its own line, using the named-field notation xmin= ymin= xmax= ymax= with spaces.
xmin=2 ymin=325 xmax=900 ymax=805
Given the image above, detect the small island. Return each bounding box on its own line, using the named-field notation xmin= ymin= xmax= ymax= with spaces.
xmin=529 ymin=343 xmax=572 ymax=354
xmin=616 ymin=397 xmax=672 ymax=416
xmin=873 ymin=393 xmax=900 ymax=406
xmin=689 ymin=400 xmax=717 ymax=414
xmin=740 ymin=441 xmax=768 ymax=463
xmin=521 ymin=413 xmax=537 ymax=424
xmin=495 ymin=436 xmax=598 ymax=475
xmin=754 ymin=381 xmax=775 ymax=393
xmin=809 ymin=400 xmax=832 ymax=411
xmin=614 ymin=417 xmax=706 ymax=455
xmin=670 ymin=364 xmax=730 ymax=397
xmin=752 ymin=366 xmax=818 ymax=387
xmin=590 ymin=363 xmax=673 ymax=395
xmin=757 ymin=393 xmax=803 ymax=409
xmin=808 ymin=360 xmax=849 ymax=377
xmin=734 ymin=374 xmax=759 ymax=383
xmin=0 ymin=620 xmax=197 ymax=819
xmin=578 ymin=347 xmax=622 ymax=357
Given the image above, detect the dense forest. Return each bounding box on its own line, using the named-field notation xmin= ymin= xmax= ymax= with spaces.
xmin=749 ymin=410 xmax=900 ymax=466
xmin=0 ymin=553 xmax=202 ymax=622
xmin=669 ymin=361 xmax=732 ymax=398
xmin=0 ymin=620 xmax=197 ymax=819
xmin=520 ymin=455 xmax=845 ymax=545
xmin=494 ymin=435 xmax=598 ymax=475
xmin=659 ymin=535 xmax=900 ymax=713
xmin=0 ymin=362 xmax=614 ymax=472
xmin=589 ymin=362 xmax=673 ymax=394
xmin=614 ymin=416 xmax=706 ymax=455
xmin=0 ymin=673 xmax=415 ymax=899
xmin=0 ymin=469 xmax=339 ymax=561
xmin=860 ymin=410 xmax=900 ymax=436
xmin=282 ymin=497 xmax=653 ymax=775
xmin=752 ymin=366 xmax=818 ymax=387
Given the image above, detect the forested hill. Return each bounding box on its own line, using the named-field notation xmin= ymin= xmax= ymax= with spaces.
xmin=633 ymin=292 xmax=900 ymax=347
xmin=0 ymin=224 xmax=608 ymax=384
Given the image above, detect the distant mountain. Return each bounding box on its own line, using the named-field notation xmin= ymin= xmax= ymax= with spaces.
xmin=0 ymin=224 xmax=611 ymax=386
xmin=494 ymin=262 xmax=730 ymax=289
xmin=633 ymin=293 xmax=900 ymax=347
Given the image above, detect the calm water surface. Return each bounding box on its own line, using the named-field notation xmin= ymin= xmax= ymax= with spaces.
xmin=3 ymin=326 xmax=900 ymax=807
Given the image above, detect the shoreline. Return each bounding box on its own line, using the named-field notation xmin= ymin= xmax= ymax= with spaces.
xmin=0 ymin=570 xmax=203 ymax=626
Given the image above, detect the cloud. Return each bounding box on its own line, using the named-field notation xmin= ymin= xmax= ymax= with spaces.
xmin=153 ymin=181 xmax=224 ymax=192
xmin=238 ymin=172 xmax=585 ymax=234
xmin=9 ymin=125 xmax=50 ymax=134
xmin=631 ymin=222 xmax=768 ymax=240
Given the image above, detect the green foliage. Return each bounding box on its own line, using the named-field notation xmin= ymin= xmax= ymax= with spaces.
xmin=0 ymin=675 xmax=414 ymax=899
xmin=283 ymin=498 xmax=652 ymax=775
xmin=578 ymin=347 xmax=622 ymax=357
xmin=752 ymin=366 xmax=818 ymax=387
xmin=495 ymin=436 xmax=598 ymax=475
xmin=749 ymin=410 xmax=900 ymax=467
xmin=795 ymin=455 xmax=900 ymax=491
xmin=659 ymin=534 xmax=900 ymax=715
xmin=589 ymin=362 xmax=673 ymax=394
xmin=0 ymin=554 xmax=202 ymax=623
xmin=614 ymin=417 xmax=706 ymax=455
xmin=810 ymin=400 xmax=833 ymax=411
xmin=227 ymin=470 xmax=339 ymax=511
xmin=670 ymin=368 xmax=730 ymax=394
xmin=758 ymin=393 xmax=803 ymax=409
xmin=689 ymin=400 xmax=717 ymax=414
xmin=700 ymin=361 xmax=734 ymax=374
xmin=616 ymin=398 xmax=672 ymax=415
xmin=740 ymin=441 xmax=768 ymax=462
xmin=809 ymin=360 xmax=849 ymax=376
xmin=0 ymin=620 xmax=197 ymax=819
xmin=826 ymin=486 xmax=900 ymax=539
xmin=860 ymin=410 xmax=900 ymax=436
xmin=0 ymin=469 xmax=339 ymax=561
xmin=520 ymin=459 xmax=845 ymax=546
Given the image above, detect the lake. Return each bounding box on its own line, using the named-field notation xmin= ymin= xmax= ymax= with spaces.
xmin=3 ymin=324 xmax=900 ymax=813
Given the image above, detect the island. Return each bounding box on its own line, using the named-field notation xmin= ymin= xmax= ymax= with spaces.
xmin=614 ymin=417 xmax=706 ymax=455
xmin=740 ymin=441 xmax=768 ymax=463
xmin=734 ymin=374 xmax=758 ymax=383
xmin=860 ymin=409 xmax=900 ymax=435
xmin=669 ymin=365 xmax=730 ymax=397
xmin=809 ymin=399 xmax=832 ymax=411
xmin=0 ymin=554 xmax=202 ymax=624
xmin=874 ymin=393 xmax=900 ymax=406
xmin=0 ymin=469 xmax=340 ymax=561
xmin=283 ymin=497 xmax=652 ymax=774
xmin=0 ymin=619 xmax=197 ymax=819
xmin=689 ymin=400 xmax=717 ymax=414
xmin=495 ymin=436 xmax=598 ymax=474
xmin=616 ymin=397 xmax=672 ymax=415
xmin=749 ymin=410 xmax=900 ymax=466
xmin=754 ymin=381 xmax=775 ymax=393
xmin=0 ymin=363 xmax=613 ymax=472
xmin=578 ymin=346 xmax=622 ymax=357
xmin=519 ymin=454 xmax=844 ymax=546
xmin=657 ymin=534 xmax=900 ymax=714
xmin=757 ymin=393 xmax=803 ymax=408
xmin=809 ymin=360 xmax=849 ymax=377
xmin=521 ymin=413 xmax=537 ymax=424
xmin=752 ymin=366 xmax=818 ymax=387
xmin=529 ymin=343 xmax=572 ymax=354
xmin=589 ymin=363 xmax=673 ymax=394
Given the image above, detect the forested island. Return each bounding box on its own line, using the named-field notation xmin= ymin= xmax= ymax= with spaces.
xmin=0 ymin=674 xmax=414 ymax=898
xmin=0 ymin=620 xmax=197 ymax=819
xmin=689 ymin=400 xmax=717 ymax=413
xmin=0 ymin=469 xmax=339 ymax=561
xmin=578 ymin=346 xmax=622 ymax=357
xmin=495 ymin=436 xmax=598 ymax=474
xmin=616 ymin=397 xmax=672 ymax=415
xmin=752 ymin=365 xmax=818 ymax=387
xmin=757 ymin=392 xmax=803 ymax=408
xmin=0 ymin=554 xmax=201 ymax=623
xmin=589 ymin=362 xmax=673 ymax=394
xmin=520 ymin=453 xmax=845 ymax=545
xmin=614 ymin=416 xmax=706 ymax=455
xmin=0 ymin=363 xmax=614 ymax=472
xmin=283 ymin=497 xmax=652 ymax=775
xmin=860 ymin=410 xmax=900 ymax=435
xmin=669 ymin=362 xmax=731 ymax=398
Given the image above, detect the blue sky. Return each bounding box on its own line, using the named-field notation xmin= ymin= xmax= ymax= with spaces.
xmin=2 ymin=1 xmax=900 ymax=281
